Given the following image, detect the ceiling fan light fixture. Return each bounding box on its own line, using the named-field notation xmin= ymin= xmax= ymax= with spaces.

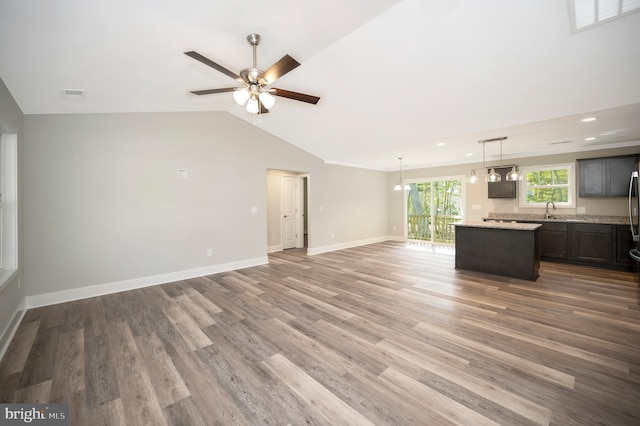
xmin=233 ymin=88 xmax=250 ymax=105
xmin=259 ymin=91 xmax=276 ymax=109
xmin=246 ymin=96 xmax=259 ymax=113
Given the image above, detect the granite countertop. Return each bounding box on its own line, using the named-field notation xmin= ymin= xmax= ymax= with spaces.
xmin=454 ymin=221 xmax=541 ymax=231
xmin=485 ymin=213 xmax=630 ymax=225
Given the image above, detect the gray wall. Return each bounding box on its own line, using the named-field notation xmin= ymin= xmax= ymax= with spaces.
xmin=23 ymin=112 xmax=390 ymax=298
xmin=388 ymin=145 xmax=640 ymax=238
xmin=0 ymin=77 xmax=24 ymax=350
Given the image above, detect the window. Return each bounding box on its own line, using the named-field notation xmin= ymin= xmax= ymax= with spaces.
xmin=569 ymin=0 xmax=640 ymax=32
xmin=0 ymin=133 xmax=18 ymax=289
xmin=519 ymin=163 xmax=576 ymax=208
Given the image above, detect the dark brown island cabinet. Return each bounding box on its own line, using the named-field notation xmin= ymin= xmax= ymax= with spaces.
xmin=454 ymin=222 xmax=541 ymax=281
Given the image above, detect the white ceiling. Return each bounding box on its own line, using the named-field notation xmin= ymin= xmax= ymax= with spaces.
xmin=1 ymin=0 xmax=639 ymax=171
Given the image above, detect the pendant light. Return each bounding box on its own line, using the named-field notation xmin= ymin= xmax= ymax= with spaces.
xmin=468 ymin=136 xmax=517 ymax=183
xmin=486 ymin=167 xmax=502 ymax=182
xmin=394 ymin=157 xmax=410 ymax=191
xmin=505 ymin=165 xmax=522 ymax=181
xmin=466 ymin=169 xmax=480 ymax=183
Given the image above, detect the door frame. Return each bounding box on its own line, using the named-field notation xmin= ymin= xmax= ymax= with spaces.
xmin=280 ymin=174 xmax=307 ymax=249
xmin=403 ymin=174 xmax=466 ymax=244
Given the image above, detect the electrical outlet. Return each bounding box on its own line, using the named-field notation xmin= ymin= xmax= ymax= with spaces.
xmin=577 ymin=207 xmax=586 ymax=214
xmin=206 ymin=248 xmax=213 ymax=256
xmin=513 ymin=206 xmax=519 ymax=212
xmin=331 ymin=233 xmax=335 ymax=239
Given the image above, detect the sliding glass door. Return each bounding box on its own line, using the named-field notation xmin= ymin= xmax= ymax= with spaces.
xmin=406 ymin=177 xmax=464 ymax=245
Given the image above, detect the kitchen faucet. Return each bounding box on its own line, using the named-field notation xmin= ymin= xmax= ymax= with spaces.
xmin=545 ymin=201 xmax=556 ymax=219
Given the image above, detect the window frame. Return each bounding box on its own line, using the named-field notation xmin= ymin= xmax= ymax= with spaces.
xmin=404 ymin=174 xmax=466 ymax=245
xmin=0 ymin=132 xmax=18 ymax=291
xmin=518 ymin=163 xmax=576 ymax=208
xmin=569 ymin=0 xmax=640 ymax=33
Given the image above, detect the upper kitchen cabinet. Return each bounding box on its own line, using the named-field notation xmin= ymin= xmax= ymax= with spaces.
xmin=578 ymin=155 xmax=637 ymax=197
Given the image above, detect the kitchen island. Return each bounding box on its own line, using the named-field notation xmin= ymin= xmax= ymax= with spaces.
xmin=454 ymin=221 xmax=541 ymax=281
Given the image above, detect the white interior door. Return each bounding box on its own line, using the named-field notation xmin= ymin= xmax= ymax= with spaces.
xmin=281 ymin=175 xmax=298 ymax=249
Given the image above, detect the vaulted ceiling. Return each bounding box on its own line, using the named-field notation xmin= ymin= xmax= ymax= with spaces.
xmin=1 ymin=0 xmax=639 ymax=170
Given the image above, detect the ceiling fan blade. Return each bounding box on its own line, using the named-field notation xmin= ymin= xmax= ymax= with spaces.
xmin=272 ymin=88 xmax=320 ymax=105
xmin=184 ymin=51 xmax=241 ymax=81
xmin=259 ymin=55 xmax=300 ymax=86
xmin=190 ymin=87 xmax=237 ymax=96
xmin=258 ymin=99 xmax=270 ymax=114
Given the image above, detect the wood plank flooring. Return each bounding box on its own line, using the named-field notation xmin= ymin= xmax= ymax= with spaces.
xmin=1 ymin=241 xmax=639 ymax=425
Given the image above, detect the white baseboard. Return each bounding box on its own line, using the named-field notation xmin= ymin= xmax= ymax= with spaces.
xmin=0 ymin=297 xmax=27 ymax=362
xmin=267 ymin=244 xmax=283 ymax=253
xmin=25 ymin=256 xmax=269 ymax=309
xmin=307 ymin=236 xmax=391 ymax=255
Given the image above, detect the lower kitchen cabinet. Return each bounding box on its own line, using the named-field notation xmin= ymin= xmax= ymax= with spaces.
xmin=568 ymin=223 xmax=613 ymax=265
xmin=540 ymin=222 xmax=568 ymax=260
xmin=517 ymin=220 xmax=634 ymax=270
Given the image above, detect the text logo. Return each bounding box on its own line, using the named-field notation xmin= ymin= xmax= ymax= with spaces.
xmin=1 ymin=404 xmax=68 ymax=425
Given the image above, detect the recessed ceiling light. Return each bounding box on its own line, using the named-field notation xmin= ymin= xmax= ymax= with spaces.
xmin=581 ymin=117 xmax=597 ymax=122
xmin=600 ymin=130 xmax=618 ymax=136
xmin=436 ymin=142 xmax=446 ymax=146
xmin=584 ymin=137 xmax=597 ymax=141
xmin=465 ymin=153 xmax=473 ymax=156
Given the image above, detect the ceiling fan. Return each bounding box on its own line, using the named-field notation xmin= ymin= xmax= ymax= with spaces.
xmin=185 ymin=33 xmax=320 ymax=114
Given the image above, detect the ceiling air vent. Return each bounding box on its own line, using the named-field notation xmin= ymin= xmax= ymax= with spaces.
xmin=61 ymin=89 xmax=85 ymax=100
